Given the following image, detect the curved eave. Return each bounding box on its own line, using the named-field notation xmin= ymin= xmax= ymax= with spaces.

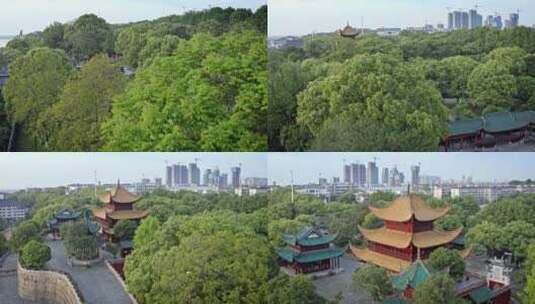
xmin=350 ymin=245 xmax=411 ymax=273
xmin=359 ymin=226 xmax=463 ymax=249
xmin=368 ymin=195 xmax=450 ymax=222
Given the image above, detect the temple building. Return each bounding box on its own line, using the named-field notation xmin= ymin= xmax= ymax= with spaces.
xmin=338 ymin=22 xmax=360 ymax=38
xmin=443 ymin=111 xmax=535 ymax=151
xmin=92 ymin=182 xmax=148 ymax=242
xmin=48 ymin=209 xmax=81 ymax=238
xmin=385 ymin=258 xmax=512 ymax=303
xmin=277 ymin=227 xmax=344 ymax=274
xmin=351 ymin=194 xmax=463 ymax=273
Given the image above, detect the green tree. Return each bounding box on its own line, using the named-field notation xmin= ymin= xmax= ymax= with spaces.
xmin=43 ymin=22 xmax=65 ymax=49
xmin=2 ymin=47 xmax=71 ymax=150
xmin=264 ymin=274 xmax=324 ymax=304
xmin=20 ymin=240 xmax=51 ymax=270
xmin=466 ymin=221 xmax=506 ymax=257
xmin=48 ymin=54 xmax=126 ymax=151
xmin=0 ymin=233 xmax=8 ymax=255
xmin=468 ymin=60 xmax=517 ymax=110
xmin=352 ymin=264 xmax=393 ymax=301
xmin=11 ymin=220 xmax=40 ymax=250
xmin=133 ymin=216 xmax=160 ymax=248
xmin=138 ymin=35 xmax=181 ymax=68
xmin=115 ymin=26 xmax=148 ymax=68
xmin=298 ymin=53 xmax=448 ymax=151
xmin=413 ymin=273 xmax=465 ymax=304
xmin=485 ymin=47 xmax=527 ymax=76
xmin=64 ymin=14 xmax=113 ymax=61
xmin=113 ymin=220 xmax=138 ymax=241
xmin=524 ymin=243 xmax=535 ymax=303
xmin=428 ymin=248 xmax=465 ymax=280
xmin=103 ymin=31 xmax=266 ymax=151
xmin=433 ymin=56 xmax=479 ymax=98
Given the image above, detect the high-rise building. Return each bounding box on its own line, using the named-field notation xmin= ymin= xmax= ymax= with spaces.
xmin=382 ymin=168 xmax=389 ymax=185
xmin=344 ymin=165 xmax=351 ymax=184
xmin=220 ymin=173 xmax=228 ymax=188
xmin=468 ymin=9 xmax=483 ymax=29
xmin=367 ymin=162 xmax=379 ymax=186
xmin=507 ymin=13 xmax=519 ymax=28
xmin=188 ymin=163 xmax=201 ymax=186
xmin=203 ymin=169 xmax=212 ymax=186
xmin=461 ymin=11 xmax=469 ymax=28
xmin=448 ymin=12 xmax=454 ymax=29
xmin=453 ymin=11 xmax=463 ymax=29
xmin=411 ymin=165 xmax=420 ymax=186
xmin=358 ymin=164 xmax=366 ymax=186
xmin=351 ymin=163 xmax=358 ymax=185
xmin=166 ymin=166 xmax=173 ymax=187
xmin=178 ymin=165 xmax=188 ymax=185
xmin=213 ymin=168 xmax=221 ymax=186
xmin=231 ymin=167 xmax=241 ymax=188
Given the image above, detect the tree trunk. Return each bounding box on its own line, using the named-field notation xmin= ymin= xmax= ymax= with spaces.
xmin=7 ymin=121 xmax=15 ymax=152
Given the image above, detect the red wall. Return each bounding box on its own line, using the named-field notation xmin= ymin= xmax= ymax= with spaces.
xmin=384 ymin=218 xmax=433 ymax=233
xmin=370 ymin=242 xmax=413 ymax=261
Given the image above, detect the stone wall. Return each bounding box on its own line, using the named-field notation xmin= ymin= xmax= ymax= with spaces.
xmin=17 ymin=262 xmax=84 ymax=304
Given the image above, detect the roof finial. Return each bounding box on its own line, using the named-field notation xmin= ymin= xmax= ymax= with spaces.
xmin=117 ymin=179 xmax=121 ymax=187
xmin=408 ymin=184 xmax=411 ymax=194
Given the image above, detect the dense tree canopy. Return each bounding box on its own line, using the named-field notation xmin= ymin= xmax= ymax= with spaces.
xmin=2 ymin=48 xmax=71 ymax=150
xmin=270 ymin=26 xmax=535 ymax=151
xmin=0 ymin=5 xmax=267 ymax=152
xmin=48 ymin=54 xmax=126 ymax=151
xmin=20 ymin=240 xmax=51 ymax=270
xmin=103 ymin=31 xmax=267 ymax=151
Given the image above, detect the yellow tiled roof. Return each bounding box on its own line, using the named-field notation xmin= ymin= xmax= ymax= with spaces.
xmin=91 ymin=208 xmax=148 ymax=220
xmin=350 ymin=246 xmax=411 ymax=273
xmin=99 ymin=185 xmax=141 ymax=204
xmin=369 ymin=194 xmax=449 ymax=222
xmin=107 ymin=210 xmax=148 ymax=220
xmin=359 ymin=226 xmax=463 ymax=249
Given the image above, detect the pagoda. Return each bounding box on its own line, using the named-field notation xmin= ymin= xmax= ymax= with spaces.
xmin=48 ymin=209 xmax=81 ymax=238
xmin=338 ymin=22 xmax=360 ymax=38
xmin=277 ymin=227 xmax=344 ymax=274
xmin=351 ymin=194 xmax=462 ymax=273
xmin=92 ymin=181 xmax=148 ymax=241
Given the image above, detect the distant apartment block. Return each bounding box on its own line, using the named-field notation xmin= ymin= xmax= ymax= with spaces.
xmin=268 ymin=36 xmax=304 ymax=50
xmin=0 ymin=198 xmax=29 ymax=222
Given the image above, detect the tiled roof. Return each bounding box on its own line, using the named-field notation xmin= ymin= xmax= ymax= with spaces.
xmin=448 ymin=111 xmax=535 ymax=137
xmin=99 ymin=184 xmax=141 ymax=204
xmin=369 ymin=194 xmax=449 ymax=222
xmin=350 ymin=246 xmax=411 ymax=273
xmin=277 ymin=247 xmax=344 ymax=263
xmin=359 ymin=226 xmax=463 ymax=249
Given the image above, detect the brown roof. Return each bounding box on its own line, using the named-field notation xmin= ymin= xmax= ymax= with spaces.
xmin=107 ymin=210 xmax=148 ymax=220
xmin=369 ymin=194 xmax=449 ymax=222
xmin=339 ymin=24 xmax=359 ymax=37
xmin=92 ymin=208 xmax=148 ymax=221
xmin=99 ymin=184 xmax=141 ymax=204
xmin=350 ymin=246 xmax=411 ymax=273
xmin=359 ymin=226 xmax=463 ymax=249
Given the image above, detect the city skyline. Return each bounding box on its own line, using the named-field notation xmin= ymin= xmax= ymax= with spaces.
xmin=0 ymin=0 xmax=266 ymax=35
xmin=269 ymin=0 xmax=534 ymax=36
xmin=0 ymin=153 xmax=267 ymax=190
xmin=267 ymin=153 xmax=535 ymax=185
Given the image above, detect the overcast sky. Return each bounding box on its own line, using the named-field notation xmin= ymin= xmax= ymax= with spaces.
xmin=0 ymin=153 xmax=267 ymax=190
xmin=269 ymin=0 xmax=535 ymax=36
xmin=268 ymin=153 xmax=535 ymax=185
xmin=0 ymin=0 xmax=266 ymax=35
xmin=1 ymin=153 xmax=533 ymax=189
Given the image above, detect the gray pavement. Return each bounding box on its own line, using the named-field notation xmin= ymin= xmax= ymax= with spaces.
xmin=0 ymin=253 xmax=38 ymax=304
xmin=45 ymin=240 xmax=132 ymax=304
xmin=313 ymin=254 xmax=374 ymax=304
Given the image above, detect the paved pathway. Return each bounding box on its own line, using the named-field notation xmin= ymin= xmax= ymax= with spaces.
xmin=46 ymin=240 xmax=132 ymax=304
xmin=0 ymin=253 xmax=38 ymax=304
xmin=313 ymin=254 xmax=374 ymax=304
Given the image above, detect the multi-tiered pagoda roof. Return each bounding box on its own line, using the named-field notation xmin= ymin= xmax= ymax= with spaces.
xmin=351 ymin=194 xmax=463 ymax=273
xmin=338 ymin=23 xmax=360 ymax=38
xmin=92 ymin=182 xmax=148 ymax=240
xmin=277 ymin=227 xmax=344 ymax=274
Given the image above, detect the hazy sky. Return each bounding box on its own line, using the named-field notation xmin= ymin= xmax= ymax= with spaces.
xmin=268 ymin=153 xmax=535 ymax=185
xmin=0 ymin=153 xmax=267 ymax=190
xmin=0 ymin=0 xmax=266 ymax=34
xmin=269 ymin=0 xmax=535 ymax=36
